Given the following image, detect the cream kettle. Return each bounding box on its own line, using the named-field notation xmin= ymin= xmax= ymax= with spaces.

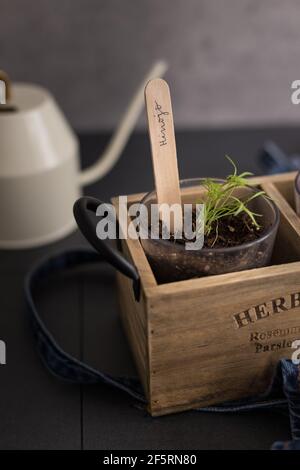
xmin=0 ymin=62 xmax=167 ymax=249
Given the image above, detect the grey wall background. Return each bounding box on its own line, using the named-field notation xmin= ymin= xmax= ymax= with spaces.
xmin=1 ymin=0 xmax=300 ymax=130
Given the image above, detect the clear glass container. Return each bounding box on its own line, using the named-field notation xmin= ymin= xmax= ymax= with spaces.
xmin=140 ymin=178 xmax=280 ymax=283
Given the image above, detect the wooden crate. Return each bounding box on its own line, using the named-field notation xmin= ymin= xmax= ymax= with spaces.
xmin=112 ymin=172 xmax=300 ymax=416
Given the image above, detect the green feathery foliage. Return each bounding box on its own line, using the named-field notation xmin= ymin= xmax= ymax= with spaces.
xmin=198 ymin=156 xmax=267 ymax=245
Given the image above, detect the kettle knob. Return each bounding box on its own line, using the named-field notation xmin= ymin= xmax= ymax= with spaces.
xmin=0 ymin=70 xmax=11 ymax=105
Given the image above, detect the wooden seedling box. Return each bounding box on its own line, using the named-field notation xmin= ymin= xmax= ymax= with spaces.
xmin=112 ymin=172 xmax=300 ymax=416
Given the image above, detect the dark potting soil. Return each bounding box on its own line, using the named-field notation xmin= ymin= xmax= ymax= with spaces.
xmin=167 ymin=212 xmax=266 ymax=248
xmin=203 ymin=213 xmax=265 ymax=248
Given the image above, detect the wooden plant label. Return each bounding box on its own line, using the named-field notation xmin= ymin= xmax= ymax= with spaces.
xmin=145 ymin=78 xmax=182 ymax=232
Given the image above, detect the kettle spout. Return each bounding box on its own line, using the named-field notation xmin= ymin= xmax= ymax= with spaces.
xmin=79 ymin=60 xmax=168 ymax=187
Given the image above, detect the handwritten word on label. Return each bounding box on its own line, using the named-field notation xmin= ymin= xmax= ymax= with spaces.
xmin=154 ymin=100 xmax=169 ymax=147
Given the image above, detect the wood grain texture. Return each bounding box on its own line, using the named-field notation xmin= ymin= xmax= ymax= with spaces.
xmin=148 ymin=265 xmax=300 ymax=415
xmin=112 ymin=196 xmax=153 ymax=399
xmin=111 ymin=196 xmax=157 ymax=291
xmin=116 ymin=271 xmax=150 ymax=398
xmin=115 ymin=172 xmax=300 ymax=416
xmin=145 ymin=79 xmax=181 ymax=224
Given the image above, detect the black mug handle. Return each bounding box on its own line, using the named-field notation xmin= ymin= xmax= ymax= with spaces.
xmin=73 ymin=196 xmax=140 ymax=301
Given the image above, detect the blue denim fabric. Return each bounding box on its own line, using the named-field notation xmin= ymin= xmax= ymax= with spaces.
xmin=25 ymin=249 xmax=145 ymax=403
xmin=272 ymin=439 xmax=300 ymax=450
xmin=25 ymin=249 xmax=300 ymax=450
xmin=259 ymin=140 xmax=300 ymax=174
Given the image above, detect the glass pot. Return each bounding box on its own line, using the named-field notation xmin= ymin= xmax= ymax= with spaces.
xmin=140 ymin=178 xmax=280 ymax=284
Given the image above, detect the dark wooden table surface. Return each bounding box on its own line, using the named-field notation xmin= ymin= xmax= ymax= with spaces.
xmin=0 ymin=127 xmax=299 ymax=450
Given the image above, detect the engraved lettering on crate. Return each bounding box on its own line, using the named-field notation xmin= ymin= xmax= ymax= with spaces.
xmin=232 ymin=292 xmax=300 ymax=354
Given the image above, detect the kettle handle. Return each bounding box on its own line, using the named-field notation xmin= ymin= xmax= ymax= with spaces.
xmin=79 ymin=60 xmax=168 ymax=187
